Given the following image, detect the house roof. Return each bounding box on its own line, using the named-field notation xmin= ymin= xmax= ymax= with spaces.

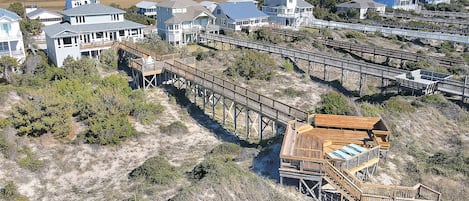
xmin=164 ymin=6 xmax=214 ymax=24
xmin=62 ymin=4 xmax=125 ymax=16
xmin=136 ymin=1 xmax=158 ymax=9
xmin=44 ymin=20 xmax=144 ymax=38
xmin=200 ymin=1 xmax=217 ymax=12
xmin=158 ymin=0 xmax=199 ymax=8
xmin=217 ymin=2 xmax=268 ymax=20
xmin=26 ymin=8 xmax=63 ymax=19
xmin=0 ymin=8 xmax=21 ymax=21
xmin=297 ymin=0 xmax=314 ymax=8
xmin=337 ymin=0 xmax=385 ymax=9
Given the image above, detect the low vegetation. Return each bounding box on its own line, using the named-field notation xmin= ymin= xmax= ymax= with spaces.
xmin=384 ymin=97 xmax=416 ymax=113
xmin=129 ymin=156 xmax=179 ymax=185
xmin=316 ymin=91 xmax=351 ymax=115
xmin=136 ymin=33 xmax=176 ymax=55
xmin=170 ymin=143 xmax=292 ymax=201
xmin=0 ymin=181 xmax=29 ymax=201
xmin=17 ymin=148 xmax=44 ymax=172
xmin=344 ymin=31 xmax=366 ymax=39
xmin=159 ymin=121 xmax=188 ymax=134
xmin=224 ymin=49 xmax=276 ymax=80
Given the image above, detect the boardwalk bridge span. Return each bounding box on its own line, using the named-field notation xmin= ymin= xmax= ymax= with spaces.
xmin=114 ymin=40 xmax=441 ymax=201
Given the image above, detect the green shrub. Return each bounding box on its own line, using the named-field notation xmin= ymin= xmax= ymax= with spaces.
xmin=384 ymin=97 xmax=415 ymax=113
xmin=136 ymin=33 xmax=176 ymax=55
xmin=316 ymin=92 xmax=351 ymax=115
xmin=210 ymin=143 xmax=242 ymax=161
xmin=282 ymin=59 xmax=294 ymax=72
xmin=283 ymin=87 xmax=305 ymax=97
xmin=129 ymin=156 xmax=179 ymax=185
xmin=312 ymin=40 xmax=324 ymax=50
xmin=193 ymin=48 xmax=215 ymax=61
xmin=0 ymin=117 xmax=9 ymax=129
xmin=159 ymin=121 xmax=188 ymax=134
xmin=0 ymin=181 xmax=28 ymax=201
xmin=420 ymin=94 xmax=447 ymax=105
xmin=224 ymin=50 xmax=276 ymax=80
xmin=0 ymin=136 xmax=11 ymax=159
xmin=254 ymin=28 xmax=283 ymax=44
xmin=345 ymin=31 xmax=366 ymax=39
xmin=360 ymin=102 xmax=383 ymax=117
xmin=99 ymin=49 xmax=118 ymax=70
xmin=17 ymin=148 xmax=44 ymax=172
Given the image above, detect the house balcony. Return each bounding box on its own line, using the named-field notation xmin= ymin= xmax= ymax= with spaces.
xmin=80 ymin=40 xmax=115 ymax=50
xmin=0 ymin=33 xmax=23 ymax=42
xmin=143 ymin=11 xmax=157 ymax=16
xmin=182 ymin=25 xmax=220 ymax=34
xmin=0 ymin=50 xmax=24 ymax=57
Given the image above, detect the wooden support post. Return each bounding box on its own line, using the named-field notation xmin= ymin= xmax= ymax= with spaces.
xmin=258 ymin=115 xmax=263 ymax=143
xmin=203 ymin=88 xmax=206 ymax=113
xmin=193 ymin=85 xmax=197 ymax=105
xmin=323 ymin=64 xmax=327 ymax=81
xmin=246 ymin=109 xmax=250 ymax=139
xmin=212 ymin=92 xmax=215 ymax=119
xmin=308 ymin=61 xmax=311 ymax=76
xmin=222 ymin=97 xmax=226 ymax=126
xmin=234 ymin=103 xmax=238 ymax=134
xmin=463 ymin=75 xmax=467 ymax=102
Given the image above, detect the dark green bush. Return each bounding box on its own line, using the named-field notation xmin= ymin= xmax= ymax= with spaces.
xmin=283 ymin=87 xmax=305 ymax=98
xmin=224 ymin=50 xmax=276 ymax=80
xmin=159 ymin=121 xmax=188 ymax=134
xmin=129 ymin=156 xmax=179 ymax=185
xmin=17 ymin=148 xmax=44 ymax=172
xmin=384 ymin=97 xmax=415 ymax=113
xmin=345 ymin=31 xmax=366 ymax=39
xmin=316 ymin=92 xmax=351 ymax=115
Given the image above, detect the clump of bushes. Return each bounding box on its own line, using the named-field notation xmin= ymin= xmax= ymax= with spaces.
xmin=193 ymin=48 xmax=216 ymax=61
xmin=282 ymin=87 xmax=305 ymax=98
xmin=282 ymin=59 xmax=294 ymax=72
xmin=384 ymin=97 xmax=415 ymax=113
xmin=420 ymin=94 xmax=447 ymax=105
xmin=253 ymin=28 xmax=283 ymax=44
xmin=210 ymin=142 xmax=242 ymax=161
xmin=316 ymin=91 xmax=351 ymax=115
xmin=224 ymin=50 xmax=276 ymax=80
xmin=136 ymin=33 xmax=176 ymax=55
xmin=17 ymin=148 xmax=44 ymax=172
xmin=360 ymin=102 xmax=383 ymax=117
xmin=8 ymin=57 xmax=164 ymax=145
xmin=345 ymin=31 xmax=366 ymax=39
xmin=159 ymin=121 xmax=188 ymax=134
xmin=0 ymin=181 xmax=29 ymax=201
xmin=129 ymin=156 xmax=179 ymax=185
xmin=99 ymin=49 xmax=118 ymax=70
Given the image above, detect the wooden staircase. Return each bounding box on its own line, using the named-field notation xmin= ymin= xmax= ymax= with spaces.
xmin=323 ymin=161 xmax=361 ymax=201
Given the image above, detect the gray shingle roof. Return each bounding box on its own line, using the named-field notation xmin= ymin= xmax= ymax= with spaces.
xmin=26 ymin=8 xmax=62 ymax=19
xmin=337 ymin=0 xmax=385 ymax=9
xmin=0 ymin=8 xmax=21 ymax=21
xmin=44 ymin=20 xmax=144 ymax=38
xmin=158 ymin=0 xmax=199 ymax=8
xmin=62 ymin=4 xmax=125 ymax=16
xmin=297 ymin=0 xmax=314 ymax=8
xmin=136 ymin=1 xmax=158 ymax=9
xmin=164 ymin=6 xmax=214 ymax=23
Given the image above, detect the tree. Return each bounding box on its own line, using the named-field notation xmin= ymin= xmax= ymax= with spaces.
xmin=0 ymin=56 xmax=19 ymax=83
xmin=7 ymin=2 xmax=24 ymax=18
xmin=20 ymin=19 xmax=43 ymax=36
xmin=224 ymin=49 xmax=276 ymax=80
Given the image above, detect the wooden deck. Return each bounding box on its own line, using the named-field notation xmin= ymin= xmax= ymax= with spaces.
xmin=314 ymin=114 xmax=381 ymax=130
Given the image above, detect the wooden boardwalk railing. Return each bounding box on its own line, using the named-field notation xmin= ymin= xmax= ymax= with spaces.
xmin=282 ymin=122 xmax=441 ymax=201
xmin=166 ymin=60 xmax=310 ymax=125
xmin=268 ymin=28 xmax=466 ymax=67
xmin=200 ymin=33 xmax=469 ymax=99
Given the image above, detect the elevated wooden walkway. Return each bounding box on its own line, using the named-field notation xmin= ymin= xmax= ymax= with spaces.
xmin=268 ymin=28 xmax=466 ymax=68
xmin=114 ymin=41 xmax=310 ymax=125
xmin=200 ymin=33 xmax=469 ymax=100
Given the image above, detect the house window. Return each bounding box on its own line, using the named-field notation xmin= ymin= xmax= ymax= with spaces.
xmin=216 ymin=9 xmax=221 ymax=14
xmin=236 ymin=22 xmax=241 ymax=25
xmin=119 ymin=30 xmax=125 ymax=36
xmin=96 ymin=32 xmax=103 ymax=39
xmin=0 ymin=42 xmax=8 ymax=51
xmin=63 ymin=37 xmax=72 ymax=46
xmin=1 ymin=23 xmax=11 ymax=33
xmin=255 ymin=19 xmax=259 ymax=23
xmin=131 ymin=29 xmax=138 ymax=35
xmin=76 ymin=16 xmax=85 ymax=23
xmin=243 ymin=21 xmax=249 ymax=25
